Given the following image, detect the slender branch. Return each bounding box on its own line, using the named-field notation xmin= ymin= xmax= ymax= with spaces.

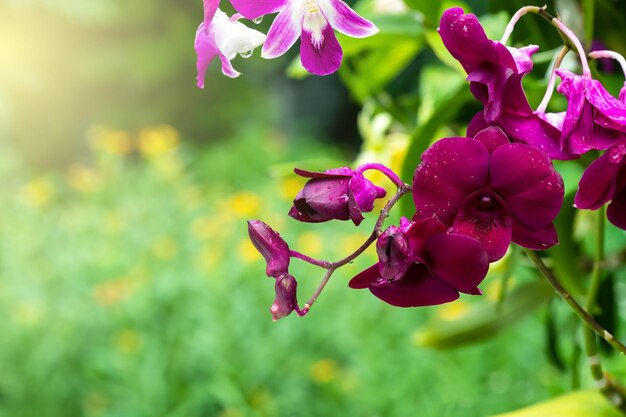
xmin=356 ymin=163 xmax=406 ymax=188
xmin=536 ymin=46 xmax=570 ymax=114
xmin=522 ymin=248 xmax=626 ymax=355
xmin=290 ymin=250 xmax=332 ymax=269
xmin=300 ymin=183 xmax=412 ymax=314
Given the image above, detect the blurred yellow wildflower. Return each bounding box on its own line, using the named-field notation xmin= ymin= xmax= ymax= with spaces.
xmin=67 ymin=164 xmax=101 ymax=194
xmin=296 ymin=232 xmax=323 ymax=257
xmin=138 ymin=124 xmax=180 ymax=157
xmin=436 ymin=300 xmax=470 ymax=321
xmin=192 ymin=216 xmax=233 ymax=240
xmin=21 ymin=178 xmax=55 ymax=208
xmin=196 ymin=245 xmax=223 ymax=272
xmin=115 ymin=329 xmax=142 ymax=355
xmin=105 ymin=211 xmax=125 ymax=233
xmin=89 ymin=126 xmax=133 ymax=156
xmin=10 ymin=301 xmax=42 ymax=325
xmin=92 ymin=276 xmax=140 ymax=307
xmin=239 ymin=239 xmax=261 ymax=263
xmin=248 ymin=387 xmax=273 ymax=410
xmin=279 ymin=176 xmax=305 ymax=200
xmin=152 ymin=236 xmax=178 ymax=260
xmin=228 ymin=191 xmax=261 ymax=218
xmin=310 ymin=359 xmax=338 ymax=384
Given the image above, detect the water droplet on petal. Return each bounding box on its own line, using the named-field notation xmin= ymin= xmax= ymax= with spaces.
xmin=253 ymin=16 xmax=263 ymax=24
xmin=239 ymin=49 xmax=253 ymax=59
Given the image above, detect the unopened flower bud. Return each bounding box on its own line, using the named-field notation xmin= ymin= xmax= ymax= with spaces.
xmin=247 ymin=220 xmax=290 ymax=278
xmin=377 ymin=225 xmax=413 ymax=282
xmin=270 ymin=274 xmax=298 ymax=321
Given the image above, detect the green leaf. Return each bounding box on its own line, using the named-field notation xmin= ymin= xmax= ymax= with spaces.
xmin=402 ymin=0 xmax=442 ymax=27
xmin=413 ymin=280 xmax=554 ymax=349
xmin=489 ymin=390 xmax=624 ymax=417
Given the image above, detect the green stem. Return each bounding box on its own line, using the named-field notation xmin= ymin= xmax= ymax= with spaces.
xmin=522 ymin=248 xmax=626 ymax=355
xmin=584 ymin=207 xmax=606 ymax=386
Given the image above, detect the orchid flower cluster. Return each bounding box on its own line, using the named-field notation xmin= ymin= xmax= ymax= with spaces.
xmin=235 ymin=5 xmax=626 ymax=331
xmin=194 ymin=0 xmax=378 ymax=86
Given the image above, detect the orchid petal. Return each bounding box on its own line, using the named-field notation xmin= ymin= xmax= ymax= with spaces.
xmin=194 ymin=22 xmax=220 ymax=88
xmin=204 ymin=0 xmax=220 ymax=25
xmin=426 ymin=233 xmax=489 ymax=292
xmin=511 ymin=221 xmax=559 ymax=250
xmin=300 ymin=13 xmax=342 ymax=75
xmin=319 ymin=0 xmax=378 ymax=38
xmin=575 ymin=151 xmax=622 ymax=210
xmin=262 ymin=6 xmax=303 ymax=59
xmin=229 ymin=0 xmax=288 ymax=20
xmin=607 ymin=187 xmax=626 ymax=230
xmin=490 ymin=143 xmax=564 ymax=230
xmin=369 ymin=264 xmax=460 ymax=307
xmin=412 ymin=137 xmax=489 ymax=225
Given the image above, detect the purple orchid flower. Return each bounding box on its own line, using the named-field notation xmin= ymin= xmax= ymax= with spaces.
xmin=412 ymin=127 xmax=564 ymax=262
xmin=289 ymin=167 xmax=386 ymax=226
xmin=349 ymin=216 xmax=489 ymax=307
xmin=248 ymin=220 xmax=303 ymax=320
xmin=229 ymin=0 xmax=378 ymax=75
xmin=439 ymin=7 xmax=571 ymax=160
xmin=194 ymin=4 xmax=266 ymax=87
xmin=556 ymin=69 xmax=626 ymax=155
xmin=575 ymin=140 xmax=626 ymax=230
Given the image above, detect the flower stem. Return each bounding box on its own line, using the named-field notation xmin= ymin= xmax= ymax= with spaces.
xmin=301 ymin=183 xmax=412 ymax=314
xmin=290 ymin=250 xmax=332 ymax=269
xmin=547 ymin=15 xmax=591 ymax=77
xmin=536 ymin=46 xmax=570 ymax=114
xmin=589 ymin=50 xmax=626 ymax=79
xmin=500 ymin=5 xmax=546 ymax=44
xmin=522 ymin=248 xmax=626 ymax=355
xmin=585 ymin=207 xmax=605 ymax=378
xmin=356 ymin=163 xmax=406 ymax=188
xmin=502 ymin=6 xmax=590 ymax=77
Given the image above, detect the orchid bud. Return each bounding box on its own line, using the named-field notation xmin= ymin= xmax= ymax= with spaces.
xmin=247 ymin=220 xmax=290 ymax=278
xmin=377 ymin=225 xmax=413 ymax=282
xmin=289 ymin=167 xmax=386 ymax=226
xmin=270 ymin=274 xmax=298 ymax=321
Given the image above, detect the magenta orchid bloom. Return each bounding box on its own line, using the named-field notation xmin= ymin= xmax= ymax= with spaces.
xmin=575 ymin=140 xmax=626 ymax=230
xmin=230 ymin=0 xmax=378 ymax=75
xmin=439 ymin=8 xmax=571 ymax=160
xmin=556 ymin=69 xmax=626 ymax=155
xmin=194 ymin=6 xmax=266 ymax=87
xmin=349 ymin=216 xmax=489 ymax=307
xmin=412 ymin=127 xmax=564 ymax=262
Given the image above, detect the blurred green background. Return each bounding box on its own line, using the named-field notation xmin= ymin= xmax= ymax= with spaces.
xmin=2 ymin=0 xmax=626 ymax=416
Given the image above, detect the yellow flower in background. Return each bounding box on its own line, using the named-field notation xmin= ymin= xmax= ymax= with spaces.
xmin=67 ymin=164 xmax=101 ymax=194
xmin=10 ymin=301 xmax=43 ymax=325
xmin=196 ymin=245 xmax=223 ymax=272
xmin=152 ymin=236 xmax=178 ymax=260
xmin=115 ymin=329 xmax=141 ymax=355
xmin=192 ymin=216 xmax=233 ymax=240
xmin=89 ymin=126 xmax=133 ymax=156
xmin=239 ymin=239 xmax=261 ymax=263
xmin=436 ymin=300 xmax=470 ymax=321
xmin=310 ymin=359 xmax=338 ymax=384
xmin=228 ymin=191 xmax=261 ymax=218
xmin=296 ymin=231 xmax=323 ymax=257
xmin=138 ymin=124 xmax=180 ymax=157
xmin=279 ymin=176 xmax=305 ymax=200
xmin=21 ymin=178 xmax=55 ymax=208
xmin=92 ymin=275 xmax=143 ymax=307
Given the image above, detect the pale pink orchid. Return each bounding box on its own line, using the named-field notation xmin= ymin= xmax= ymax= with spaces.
xmin=230 ymin=0 xmax=378 ymax=75
xmin=194 ymin=1 xmax=266 ymax=87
